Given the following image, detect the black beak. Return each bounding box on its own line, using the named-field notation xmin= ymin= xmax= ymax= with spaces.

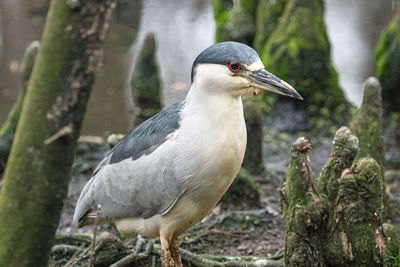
xmin=249 ymin=69 xmax=303 ymax=100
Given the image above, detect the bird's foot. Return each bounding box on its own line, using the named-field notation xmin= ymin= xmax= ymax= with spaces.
xmin=161 ymin=248 xmax=175 ymax=267
xmin=170 ymin=236 xmax=183 ymax=267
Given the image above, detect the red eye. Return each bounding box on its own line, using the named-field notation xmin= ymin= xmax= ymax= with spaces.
xmin=228 ymin=62 xmax=241 ymax=72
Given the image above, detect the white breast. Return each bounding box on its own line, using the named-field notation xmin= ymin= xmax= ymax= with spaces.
xmin=161 ymin=83 xmax=247 ymax=234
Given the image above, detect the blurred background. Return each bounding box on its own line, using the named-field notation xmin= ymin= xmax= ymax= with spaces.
xmin=0 ymin=0 xmax=394 ymax=135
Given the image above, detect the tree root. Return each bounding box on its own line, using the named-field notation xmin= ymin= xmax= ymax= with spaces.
xmin=49 ymin=231 xmax=284 ymax=267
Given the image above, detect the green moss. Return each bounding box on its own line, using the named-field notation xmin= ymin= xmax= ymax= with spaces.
xmin=352 ymin=224 xmax=377 ymax=264
xmin=328 ymin=158 xmax=385 ymax=266
xmin=383 ymin=224 xmax=400 ymax=266
xmin=282 ymin=137 xmax=326 ymax=265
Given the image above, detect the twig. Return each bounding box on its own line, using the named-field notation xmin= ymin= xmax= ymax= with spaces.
xmin=109 ymin=237 xmax=153 ymax=267
xmin=109 ymin=253 xmax=148 ymax=267
xmin=44 ymin=123 xmax=73 ymax=145
xmin=88 ymin=204 xmax=101 ymax=267
xmin=179 ymin=247 xmax=224 ymax=266
xmin=63 ymin=244 xmax=85 ymax=267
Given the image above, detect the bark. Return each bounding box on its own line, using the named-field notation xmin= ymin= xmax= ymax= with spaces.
xmin=0 ymin=41 xmax=39 ymax=172
xmin=0 ymin=0 xmax=115 ymax=266
xmin=282 ymin=127 xmax=399 ymax=266
xmin=131 ymin=32 xmax=161 ymax=125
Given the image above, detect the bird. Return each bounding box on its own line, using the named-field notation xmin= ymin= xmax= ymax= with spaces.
xmin=73 ymin=41 xmax=302 ymax=267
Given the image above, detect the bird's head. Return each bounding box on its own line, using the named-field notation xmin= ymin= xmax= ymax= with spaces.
xmin=191 ymin=41 xmax=302 ymax=99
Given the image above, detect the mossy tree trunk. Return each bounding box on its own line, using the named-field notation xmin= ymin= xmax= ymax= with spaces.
xmin=282 ymin=127 xmax=399 ymax=266
xmin=261 ymin=0 xmax=349 ymax=138
xmin=253 ymin=0 xmax=287 ymax=52
xmin=0 ymin=0 xmax=115 ymax=266
xmin=0 ymin=41 xmax=39 ymax=172
xmin=374 ymin=0 xmax=400 ymax=113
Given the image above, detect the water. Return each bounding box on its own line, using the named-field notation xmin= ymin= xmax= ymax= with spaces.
xmin=325 ymin=0 xmax=394 ymax=106
xmin=0 ymin=0 xmax=395 ymax=134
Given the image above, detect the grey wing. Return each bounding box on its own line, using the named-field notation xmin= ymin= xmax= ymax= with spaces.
xmin=73 ymin=101 xmax=185 ymax=226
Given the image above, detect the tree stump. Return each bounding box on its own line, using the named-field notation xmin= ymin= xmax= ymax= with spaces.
xmin=282 ymin=127 xmax=399 ymax=266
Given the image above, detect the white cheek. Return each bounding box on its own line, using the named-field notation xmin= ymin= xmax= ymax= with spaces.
xmin=246 ymin=60 xmax=264 ymax=72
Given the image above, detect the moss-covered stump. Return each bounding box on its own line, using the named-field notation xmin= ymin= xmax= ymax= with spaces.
xmin=374 ymin=0 xmax=400 ymax=113
xmin=0 ymin=41 xmax=39 ymax=172
xmin=324 ymin=158 xmax=387 ymax=266
xmin=131 ymin=32 xmax=161 ymax=125
xmin=282 ymin=127 xmax=399 ymax=266
xmin=316 ymin=126 xmax=359 ymax=204
xmin=213 ymin=0 xmax=259 ymax=44
xmin=261 ymin=0 xmax=349 ymax=138
xmin=349 ymin=77 xmax=385 ymax=169
xmin=281 ymin=137 xmax=325 ymax=266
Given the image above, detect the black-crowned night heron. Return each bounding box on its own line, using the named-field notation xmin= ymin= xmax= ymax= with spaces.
xmin=74 ymin=41 xmax=302 ymax=267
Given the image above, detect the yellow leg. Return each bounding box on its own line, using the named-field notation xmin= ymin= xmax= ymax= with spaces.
xmin=170 ymin=235 xmax=183 ymax=267
xmin=160 ymin=233 xmax=175 ymax=267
